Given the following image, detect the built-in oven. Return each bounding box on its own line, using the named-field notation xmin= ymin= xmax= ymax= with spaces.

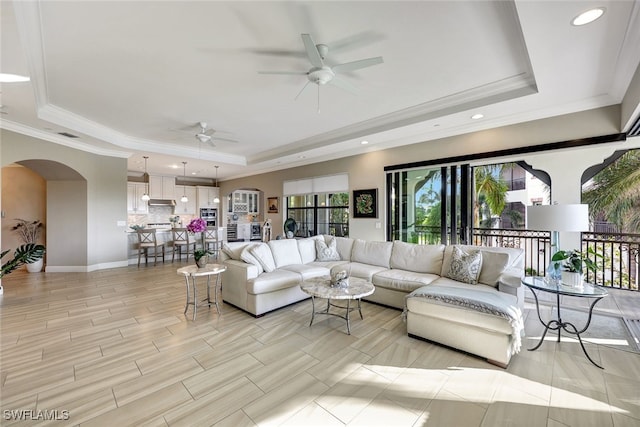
xmin=200 ymin=208 xmax=217 ymax=227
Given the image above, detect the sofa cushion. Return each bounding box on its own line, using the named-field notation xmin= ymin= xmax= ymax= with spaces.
xmin=372 ymin=269 xmax=440 ymax=292
xmin=316 ymin=236 xmax=340 ymax=261
xmin=445 ymin=246 xmax=482 ymax=285
xmin=247 ymin=269 xmax=302 ymax=294
xmin=221 ymin=242 xmax=253 ymax=260
xmin=249 ymin=243 xmax=277 ymax=273
xmin=351 ymin=239 xmax=393 ymax=268
xmin=281 ymin=264 xmax=330 ymax=280
xmin=297 ymin=237 xmax=319 ymax=264
xmin=478 ymin=250 xmax=510 ymax=287
xmin=268 ymin=239 xmax=303 ymax=268
xmin=390 ymin=241 xmax=445 ymax=274
xmin=240 ymin=244 xmax=265 ymax=275
xmin=332 ymin=236 xmax=355 ymax=261
xmin=332 ymin=262 xmax=387 ymax=281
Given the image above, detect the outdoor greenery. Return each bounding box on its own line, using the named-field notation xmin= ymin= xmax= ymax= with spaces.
xmin=583 ymin=150 xmax=640 ymax=233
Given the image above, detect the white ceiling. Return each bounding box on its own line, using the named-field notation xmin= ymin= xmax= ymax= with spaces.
xmin=1 ymin=1 xmax=639 ymax=181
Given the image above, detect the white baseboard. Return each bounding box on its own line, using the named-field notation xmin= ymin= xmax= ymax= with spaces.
xmin=45 ymin=260 xmax=129 ymax=273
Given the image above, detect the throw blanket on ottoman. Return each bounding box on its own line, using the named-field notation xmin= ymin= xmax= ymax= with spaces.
xmin=405 ymin=285 xmax=525 ymax=354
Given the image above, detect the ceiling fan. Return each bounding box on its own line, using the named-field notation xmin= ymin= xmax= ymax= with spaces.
xmin=194 ymin=122 xmax=237 ymax=146
xmin=258 ymin=33 xmax=383 ymax=111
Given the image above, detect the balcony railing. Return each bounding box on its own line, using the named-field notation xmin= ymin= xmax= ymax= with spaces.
xmin=413 ymin=226 xmax=639 ymax=291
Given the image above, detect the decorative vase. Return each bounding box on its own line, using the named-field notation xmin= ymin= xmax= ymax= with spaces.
xmin=561 ymin=271 xmax=583 ymax=288
xmin=195 ymin=256 xmax=208 ymax=268
xmin=26 ymin=258 xmax=44 ymax=273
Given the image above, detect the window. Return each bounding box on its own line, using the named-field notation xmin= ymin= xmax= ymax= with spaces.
xmin=287 ymin=193 xmax=349 ymax=237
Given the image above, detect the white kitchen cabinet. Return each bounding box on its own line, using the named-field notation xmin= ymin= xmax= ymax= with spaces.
xmin=197 ymin=186 xmax=220 ymax=209
xmin=237 ymin=223 xmax=252 ymax=241
xmin=175 ymin=185 xmax=197 ymax=214
xmin=127 ymin=182 xmax=148 ymax=213
xmin=231 ymin=190 xmax=259 ymax=214
xmin=149 ymin=176 xmax=176 ymax=199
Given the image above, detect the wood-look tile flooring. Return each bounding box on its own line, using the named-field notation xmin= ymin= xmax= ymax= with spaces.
xmin=1 ymin=263 xmax=639 ymax=426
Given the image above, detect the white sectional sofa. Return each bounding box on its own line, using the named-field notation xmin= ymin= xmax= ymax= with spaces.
xmin=219 ymin=235 xmax=525 ymax=366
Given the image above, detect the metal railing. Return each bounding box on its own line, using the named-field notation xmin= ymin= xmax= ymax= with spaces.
xmin=411 ymin=226 xmax=639 ymax=291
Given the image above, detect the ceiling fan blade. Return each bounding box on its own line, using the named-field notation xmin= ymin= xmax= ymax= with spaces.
xmin=329 ymin=76 xmax=358 ymax=94
xmin=301 ymin=33 xmax=324 ymax=67
xmin=258 ymin=71 xmax=307 ymax=75
xmin=332 ymin=56 xmax=383 ymax=73
xmin=294 ymin=81 xmax=312 ymax=100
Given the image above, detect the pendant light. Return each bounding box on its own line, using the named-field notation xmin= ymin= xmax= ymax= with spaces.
xmin=213 ymin=165 xmax=220 ymax=204
xmin=141 ymin=156 xmax=150 ymax=201
xmin=180 ymin=161 xmax=188 ymax=203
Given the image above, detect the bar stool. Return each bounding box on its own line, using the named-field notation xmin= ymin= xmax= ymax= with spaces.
xmin=203 ymin=226 xmax=221 ymax=259
xmin=172 ymin=227 xmax=196 ymax=262
xmin=136 ymin=229 xmax=165 ymax=267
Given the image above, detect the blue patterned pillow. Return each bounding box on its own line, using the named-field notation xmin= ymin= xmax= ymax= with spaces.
xmin=446 ymin=246 xmax=483 ymax=284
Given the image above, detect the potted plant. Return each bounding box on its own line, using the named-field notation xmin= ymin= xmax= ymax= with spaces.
xmin=11 ymin=219 xmax=45 ymax=272
xmin=186 ymin=218 xmax=209 ymax=267
xmin=1 ymin=244 xmax=46 ymax=278
xmin=551 ymin=248 xmax=600 ymax=288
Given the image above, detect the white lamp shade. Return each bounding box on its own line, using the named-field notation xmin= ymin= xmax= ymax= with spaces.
xmin=526 ymin=204 xmax=589 ymax=232
xmin=141 ymin=193 xmax=150 ymax=201
xmin=213 ymin=197 xmax=220 ymax=203
xmin=180 ymin=195 xmax=188 ymax=203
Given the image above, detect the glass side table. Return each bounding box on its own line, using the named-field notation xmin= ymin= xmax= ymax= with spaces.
xmin=522 ymin=276 xmax=608 ymax=369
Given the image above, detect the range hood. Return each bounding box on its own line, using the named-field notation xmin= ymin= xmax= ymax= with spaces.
xmin=148 ymin=199 xmax=176 ymax=207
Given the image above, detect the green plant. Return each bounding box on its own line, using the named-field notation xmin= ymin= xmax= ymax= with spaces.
xmin=1 ymin=244 xmax=46 ymax=278
xmin=194 ymin=249 xmax=213 ymax=262
xmin=551 ymin=248 xmax=600 ymax=274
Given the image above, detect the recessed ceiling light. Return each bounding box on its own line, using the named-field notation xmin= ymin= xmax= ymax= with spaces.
xmin=0 ymin=73 xmax=30 ymax=83
xmin=361 ymin=140 xmax=369 ymax=145
xmin=471 ymin=113 xmax=484 ymax=120
xmin=572 ymin=7 xmax=605 ymax=26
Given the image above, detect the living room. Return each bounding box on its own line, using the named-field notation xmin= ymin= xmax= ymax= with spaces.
xmin=2 ymin=1 xmax=640 ymax=425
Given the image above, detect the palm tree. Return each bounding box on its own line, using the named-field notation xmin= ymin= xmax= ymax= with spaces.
xmin=473 ymin=165 xmax=509 ymax=227
xmin=582 ymin=150 xmax=640 ymax=232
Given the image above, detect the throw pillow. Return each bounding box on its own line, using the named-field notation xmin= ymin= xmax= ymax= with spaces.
xmin=248 ymin=243 xmax=277 ymax=273
xmin=240 ymin=244 xmax=264 ymax=274
xmin=316 ymin=236 xmax=340 ymax=261
xmin=477 ymin=251 xmax=510 ymax=287
xmin=446 ymin=245 xmax=483 ymax=285
xmin=221 ymin=243 xmax=243 ymax=260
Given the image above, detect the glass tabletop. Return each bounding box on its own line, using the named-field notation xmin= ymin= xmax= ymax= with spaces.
xmin=521 ymin=276 xmax=608 ymax=298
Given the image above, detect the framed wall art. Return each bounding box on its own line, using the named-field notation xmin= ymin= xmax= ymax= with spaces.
xmin=353 ymin=188 xmax=378 ymax=218
xmin=267 ymin=197 xmax=279 ymax=214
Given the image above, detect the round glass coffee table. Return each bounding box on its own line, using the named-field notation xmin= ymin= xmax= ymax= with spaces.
xmin=300 ymin=276 xmax=375 ymax=335
xmin=522 ymin=276 xmax=608 ymax=368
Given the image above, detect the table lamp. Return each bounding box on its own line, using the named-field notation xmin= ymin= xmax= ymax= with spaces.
xmin=526 ymin=203 xmax=589 ymax=278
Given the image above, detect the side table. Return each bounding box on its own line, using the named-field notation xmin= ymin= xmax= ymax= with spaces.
xmin=522 ymin=276 xmax=608 ymax=369
xmin=177 ymin=264 xmax=227 ymax=320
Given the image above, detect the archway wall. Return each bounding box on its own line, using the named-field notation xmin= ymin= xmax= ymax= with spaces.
xmin=1 ymin=129 xmax=128 ymax=271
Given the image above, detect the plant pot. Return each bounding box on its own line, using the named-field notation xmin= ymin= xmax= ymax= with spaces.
xmin=195 ymin=256 xmax=208 ymax=268
xmin=561 ymin=271 xmax=583 ymax=288
xmin=26 ymin=258 xmax=44 ymax=273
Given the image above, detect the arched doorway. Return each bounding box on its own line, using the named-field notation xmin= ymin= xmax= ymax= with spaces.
xmin=2 ymin=160 xmax=87 ymax=271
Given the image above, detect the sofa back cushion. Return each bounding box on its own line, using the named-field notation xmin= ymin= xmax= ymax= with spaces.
xmin=351 ymin=239 xmax=393 ymax=268
xmin=249 ymin=243 xmax=277 ymax=272
xmin=268 ymin=239 xmax=303 ymax=268
xmin=390 ymin=241 xmax=445 ymax=274
xmin=297 ymin=237 xmax=319 ymax=264
xmin=441 ymin=245 xmax=523 ymax=287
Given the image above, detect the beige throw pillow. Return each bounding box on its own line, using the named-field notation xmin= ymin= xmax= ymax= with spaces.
xmin=248 ymin=243 xmax=277 ymax=273
xmin=316 ymin=236 xmax=340 ymax=261
xmin=446 ymin=245 xmax=482 ymax=285
xmin=240 ymin=244 xmax=265 ymax=274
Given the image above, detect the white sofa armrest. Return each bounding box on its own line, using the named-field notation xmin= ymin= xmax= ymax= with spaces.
xmin=497 ymin=267 xmax=525 ymax=309
xmin=221 ymin=259 xmax=259 ymax=311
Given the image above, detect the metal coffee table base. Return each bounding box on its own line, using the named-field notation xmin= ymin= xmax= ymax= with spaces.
xmin=528 ymin=288 xmax=605 ymax=369
xmin=309 ymin=296 xmax=364 ymax=335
